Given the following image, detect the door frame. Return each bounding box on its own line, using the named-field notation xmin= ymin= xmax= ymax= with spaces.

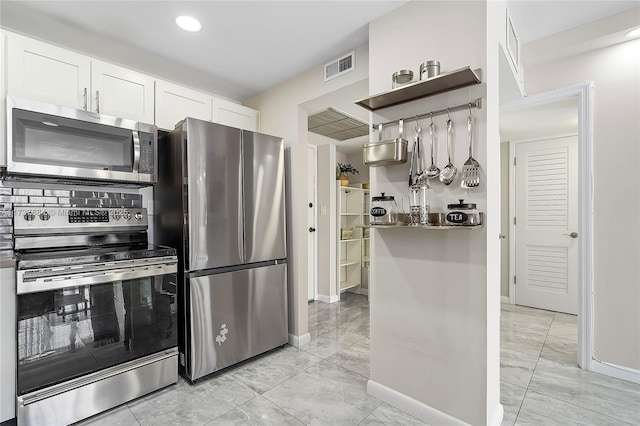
xmin=509 ymin=132 xmax=578 ymax=310
xmin=307 ymin=144 xmax=318 ymax=301
xmin=502 ymin=82 xmax=593 ymax=371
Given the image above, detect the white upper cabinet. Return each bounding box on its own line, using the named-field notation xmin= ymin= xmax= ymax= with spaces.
xmin=7 ymin=32 xmax=91 ymax=110
xmin=5 ymin=31 xmax=259 ymax=132
xmin=91 ymin=60 xmax=155 ymax=123
xmin=1 ymin=31 xmax=6 ymax=167
xmin=7 ymin=32 xmax=154 ymax=123
xmin=214 ymin=98 xmax=258 ymax=131
xmin=155 ymin=80 xmax=213 ymax=131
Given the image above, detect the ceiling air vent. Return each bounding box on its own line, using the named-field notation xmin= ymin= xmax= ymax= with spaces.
xmin=324 ymin=51 xmax=355 ymax=81
xmin=308 ymin=107 xmax=369 ymax=141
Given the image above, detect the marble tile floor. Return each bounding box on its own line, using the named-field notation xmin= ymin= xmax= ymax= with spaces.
xmin=77 ymin=295 xmax=640 ymax=426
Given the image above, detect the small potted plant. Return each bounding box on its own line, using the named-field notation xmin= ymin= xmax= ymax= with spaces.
xmin=337 ymin=162 xmax=359 ymax=186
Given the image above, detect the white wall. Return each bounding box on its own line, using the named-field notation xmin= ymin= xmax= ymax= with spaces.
xmin=524 ymin=34 xmax=640 ymax=370
xmin=500 ymin=142 xmax=509 ymax=298
xmin=345 ymin=152 xmax=369 ymax=184
xmin=367 ymin=2 xmax=501 ymax=425
xmin=316 ymin=144 xmax=337 ymax=300
xmin=245 ymin=43 xmax=369 ymax=338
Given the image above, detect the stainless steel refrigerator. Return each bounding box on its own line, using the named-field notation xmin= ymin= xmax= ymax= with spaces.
xmin=156 ymin=118 xmax=287 ymax=383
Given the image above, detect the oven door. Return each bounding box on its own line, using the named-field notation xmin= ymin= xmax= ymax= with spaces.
xmin=16 ymin=257 xmax=177 ymax=396
xmin=6 ymin=97 xmax=156 ymax=183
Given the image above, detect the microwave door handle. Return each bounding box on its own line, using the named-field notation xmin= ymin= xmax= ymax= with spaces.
xmin=132 ymin=130 xmax=141 ymax=173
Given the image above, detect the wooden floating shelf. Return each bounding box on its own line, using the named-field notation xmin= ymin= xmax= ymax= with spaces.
xmin=355 ymin=67 xmax=482 ymax=112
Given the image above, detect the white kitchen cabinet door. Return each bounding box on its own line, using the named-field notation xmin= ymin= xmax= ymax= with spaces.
xmin=214 ymin=98 xmax=258 ymax=131
xmin=7 ymin=32 xmax=91 ymax=110
xmin=1 ymin=31 xmax=7 ymax=167
xmin=91 ymin=60 xmax=155 ymax=123
xmin=155 ymin=80 xmax=212 ymax=131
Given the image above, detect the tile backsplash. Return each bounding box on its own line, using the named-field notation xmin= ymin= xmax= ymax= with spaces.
xmin=0 ymin=182 xmax=144 ymax=252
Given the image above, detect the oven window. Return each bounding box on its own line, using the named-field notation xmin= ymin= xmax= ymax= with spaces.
xmin=12 ymin=108 xmax=133 ymax=172
xmin=17 ymin=273 xmax=177 ymax=395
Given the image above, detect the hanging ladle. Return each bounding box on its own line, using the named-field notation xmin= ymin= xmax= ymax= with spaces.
xmin=425 ymin=113 xmax=440 ymax=179
xmin=439 ymin=109 xmax=457 ymax=185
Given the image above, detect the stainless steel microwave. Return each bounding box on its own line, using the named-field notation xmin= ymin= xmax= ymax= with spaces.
xmin=5 ymin=97 xmax=157 ymax=183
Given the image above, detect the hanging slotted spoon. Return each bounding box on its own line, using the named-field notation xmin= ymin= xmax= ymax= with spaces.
xmin=461 ymin=108 xmax=480 ymax=188
xmin=425 ymin=114 xmax=440 ymax=179
xmin=439 ymin=116 xmax=457 ymax=185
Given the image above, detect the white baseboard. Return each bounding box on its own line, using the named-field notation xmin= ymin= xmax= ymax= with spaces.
xmin=316 ymin=294 xmax=340 ymax=304
xmin=367 ymin=380 xmax=469 ymax=425
xmin=591 ymin=360 xmax=640 ymax=384
xmin=488 ymin=403 xmax=504 ymax=426
xmin=288 ymin=332 xmax=311 ymax=348
xmin=500 ymin=296 xmax=510 ymax=304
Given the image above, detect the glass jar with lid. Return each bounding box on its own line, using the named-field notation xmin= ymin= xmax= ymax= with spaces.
xmin=370 ymin=193 xmax=397 ymax=225
xmin=445 ymin=199 xmax=481 ymax=226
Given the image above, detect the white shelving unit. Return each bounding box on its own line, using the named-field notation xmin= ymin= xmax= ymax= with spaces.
xmin=361 ymin=188 xmax=370 ymax=291
xmin=338 ymin=184 xmax=363 ymax=292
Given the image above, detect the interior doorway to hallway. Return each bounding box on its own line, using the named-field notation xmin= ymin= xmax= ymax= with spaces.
xmin=500 ymin=83 xmax=593 ymax=370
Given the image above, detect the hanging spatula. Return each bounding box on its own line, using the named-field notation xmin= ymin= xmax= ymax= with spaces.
xmin=461 ymin=110 xmax=480 ymax=189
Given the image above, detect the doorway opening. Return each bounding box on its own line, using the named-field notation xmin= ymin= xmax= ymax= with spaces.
xmin=500 ymin=83 xmax=594 ymax=370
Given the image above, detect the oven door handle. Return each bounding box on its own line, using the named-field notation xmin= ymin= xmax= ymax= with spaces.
xmin=17 ymin=262 xmax=177 ymax=295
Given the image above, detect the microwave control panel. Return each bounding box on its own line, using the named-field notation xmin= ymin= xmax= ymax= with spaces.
xmin=138 ymin=132 xmax=155 ymax=175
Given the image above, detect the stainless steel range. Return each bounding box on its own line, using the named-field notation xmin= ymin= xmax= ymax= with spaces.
xmin=13 ymin=206 xmax=178 ymax=426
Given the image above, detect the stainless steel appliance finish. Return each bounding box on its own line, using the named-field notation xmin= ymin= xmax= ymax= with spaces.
xmin=13 ymin=199 xmax=179 ymax=425
xmin=188 ymin=262 xmax=287 ymax=379
xmin=17 ymin=348 xmax=177 ymax=426
xmin=242 ymin=131 xmax=287 ymax=263
xmin=14 ymin=207 xmax=148 ymax=235
xmin=17 ymin=255 xmax=177 ymax=294
xmin=6 ymin=97 xmax=157 ymax=184
xmin=186 ymin=122 xmax=244 ymax=271
xmin=156 ymin=118 xmax=288 ymax=382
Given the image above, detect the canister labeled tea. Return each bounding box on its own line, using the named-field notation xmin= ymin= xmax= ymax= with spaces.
xmin=446 ymin=199 xmax=480 ymax=226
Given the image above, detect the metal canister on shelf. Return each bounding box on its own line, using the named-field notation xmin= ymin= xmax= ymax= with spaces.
xmin=445 ymin=199 xmax=481 ymax=226
xmin=419 ymin=60 xmax=441 ymax=80
xmin=392 ymin=70 xmax=414 ymax=89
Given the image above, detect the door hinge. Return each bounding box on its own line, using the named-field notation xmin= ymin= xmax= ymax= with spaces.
xmin=513 ymin=157 xmax=516 ymax=166
xmin=514 ymin=275 xmax=517 ymax=285
xmin=513 ymin=217 xmax=516 ymax=225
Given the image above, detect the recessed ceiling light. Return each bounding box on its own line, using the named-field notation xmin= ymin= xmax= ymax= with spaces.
xmin=625 ymin=27 xmax=640 ymax=38
xmin=176 ymin=16 xmax=201 ymax=32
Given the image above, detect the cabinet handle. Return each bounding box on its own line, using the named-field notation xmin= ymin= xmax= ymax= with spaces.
xmin=96 ymin=90 xmax=100 ymax=113
xmin=83 ymin=88 xmax=88 ymax=110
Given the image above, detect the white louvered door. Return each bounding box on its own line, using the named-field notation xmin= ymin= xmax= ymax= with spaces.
xmin=515 ymin=136 xmax=578 ymax=314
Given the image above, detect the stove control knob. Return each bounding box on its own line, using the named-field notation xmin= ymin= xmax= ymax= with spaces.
xmin=39 ymin=211 xmax=51 ymax=221
xmin=24 ymin=211 xmax=36 ymax=221
xmin=134 ymin=212 xmax=143 ymax=221
xmin=111 ymin=210 xmax=121 ymax=221
xmin=122 ymin=210 xmax=131 ymax=221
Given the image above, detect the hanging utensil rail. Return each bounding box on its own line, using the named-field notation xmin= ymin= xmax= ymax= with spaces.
xmin=372 ymin=97 xmax=483 ymax=130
